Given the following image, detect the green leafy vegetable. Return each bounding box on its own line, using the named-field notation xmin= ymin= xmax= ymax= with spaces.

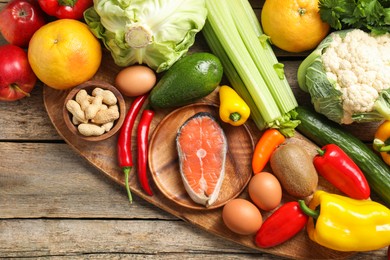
xmin=319 ymin=0 xmax=390 ymax=34
xmin=83 ymin=0 xmax=207 ymax=73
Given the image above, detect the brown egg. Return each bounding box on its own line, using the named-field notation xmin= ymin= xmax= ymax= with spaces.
xmin=248 ymin=172 xmax=282 ymax=211
xmin=115 ymin=65 xmax=156 ymax=97
xmin=222 ymin=198 xmax=262 ymax=235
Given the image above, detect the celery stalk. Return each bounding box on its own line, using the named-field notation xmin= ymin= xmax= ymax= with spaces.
xmin=203 ymin=22 xmax=266 ymax=130
xmin=228 ymin=0 xmax=297 ymax=114
xmin=238 ymin=0 xmax=277 ymax=65
xmin=203 ymin=0 xmax=300 ymax=136
xmin=239 ymin=0 xmax=294 ymax=101
xmin=205 ymin=0 xmax=281 ymax=123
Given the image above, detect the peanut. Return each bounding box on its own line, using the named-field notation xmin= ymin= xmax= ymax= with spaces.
xmin=72 ymin=116 xmax=82 ymax=125
xmin=75 ymin=89 xmax=92 ymax=111
xmin=85 ymin=95 xmax=103 ymax=120
xmin=102 ymin=121 xmax=114 ymax=132
xmin=66 ymin=99 xmax=87 ymax=123
xmin=91 ymin=104 xmax=119 ymax=124
xmin=78 ymin=123 xmax=105 ymax=137
xmin=92 ymin=87 xmax=117 ymax=105
xmin=67 ymin=87 xmax=120 ymax=137
xmin=99 ymin=104 xmax=108 ymax=111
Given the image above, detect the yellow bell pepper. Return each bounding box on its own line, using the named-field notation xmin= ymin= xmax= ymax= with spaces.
xmin=299 ymin=190 xmax=390 ymax=252
xmin=218 ymin=85 xmax=250 ymax=126
xmin=373 ymin=120 xmax=390 ymax=166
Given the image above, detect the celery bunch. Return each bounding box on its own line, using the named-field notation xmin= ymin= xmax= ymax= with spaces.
xmin=202 ymin=0 xmax=299 ymax=137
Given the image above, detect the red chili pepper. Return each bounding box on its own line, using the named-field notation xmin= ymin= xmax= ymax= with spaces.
xmin=313 ymin=144 xmax=370 ymax=200
xmin=255 ymin=201 xmax=308 ymax=248
xmin=136 ymin=107 xmax=154 ymax=196
xmin=38 ymin=0 xmax=93 ymax=20
xmin=117 ymin=94 xmax=147 ymax=203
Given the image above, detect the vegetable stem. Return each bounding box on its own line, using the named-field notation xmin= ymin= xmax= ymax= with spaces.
xmin=298 ymin=200 xmax=319 ymax=219
xmin=123 ymin=167 xmax=133 ymax=203
xmin=125 ymin=24 xmax=152 ymax=49
xmin=229 ymin=112 xmax=241 ymax=122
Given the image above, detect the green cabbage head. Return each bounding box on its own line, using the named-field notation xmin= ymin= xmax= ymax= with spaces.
xmin=297 ymin=29 xmax=390 ymax=124
xmin=84 ymin=0 xmax=207 ymax=73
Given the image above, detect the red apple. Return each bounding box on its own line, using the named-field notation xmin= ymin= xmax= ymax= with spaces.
xmin=0 ymin=44 xmax=37 ymax=101
xmin=0 ymin=0 xmax=46 ymax=48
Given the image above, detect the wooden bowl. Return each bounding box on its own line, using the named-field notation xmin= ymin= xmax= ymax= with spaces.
xmin=148 ymin=103 xmax=254 ymax=210
xmin=63 ymin=80 xmax=126 ymax=142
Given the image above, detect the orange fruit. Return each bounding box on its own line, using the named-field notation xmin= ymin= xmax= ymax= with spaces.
xmin=28 ymin=19 xmax=102 ymax=90
xmin=261 ymin=0 xmax=330 ymax=53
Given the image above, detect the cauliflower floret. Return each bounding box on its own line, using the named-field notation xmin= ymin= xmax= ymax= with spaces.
xmin=321 ymin=29 xmax=390 ymax=122
xmin=339 ymin=59 xmax=352 ymax=70
xmin=358 ymin=70 xmax=376 ymax=86
xmin=377 ymin=35 xmax=390 ymax=62
xmin=326 ymin=72 xmax=338 ymax=86
xmin=338 ymin=70 xmax=358 ymax=87
xmin=341 ymin=84 xmax=379 ymax=124
xmin=322 ymin=48 xmax=339 ymax=72
xmin=374 ymin=67 xmax=390 ymax=91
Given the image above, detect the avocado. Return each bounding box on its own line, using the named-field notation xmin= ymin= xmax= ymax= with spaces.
xmin=149 ymin=52 xmax=223 ymax=108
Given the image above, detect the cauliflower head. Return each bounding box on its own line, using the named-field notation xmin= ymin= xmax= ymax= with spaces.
xmin=297 ymin=29 xmax=390 ymax=124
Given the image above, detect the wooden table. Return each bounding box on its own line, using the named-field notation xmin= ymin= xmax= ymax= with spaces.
xmin=0 ymin=1 xmax=388 ymax=259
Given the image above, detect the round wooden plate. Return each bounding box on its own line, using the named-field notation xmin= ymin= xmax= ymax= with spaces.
xmin=148 ymin=103 xmax=255 ymax=210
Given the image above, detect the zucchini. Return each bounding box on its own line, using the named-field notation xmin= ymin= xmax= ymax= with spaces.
xmin=294 ymin=106 xmax=390 ymax=206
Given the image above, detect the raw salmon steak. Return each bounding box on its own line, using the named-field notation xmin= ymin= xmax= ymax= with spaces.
xmin=176 ymin=112 xmax=228 ymax=207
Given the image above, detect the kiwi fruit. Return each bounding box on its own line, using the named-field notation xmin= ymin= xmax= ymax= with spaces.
xmin=270 ymin=142 xmax=318 ymax=198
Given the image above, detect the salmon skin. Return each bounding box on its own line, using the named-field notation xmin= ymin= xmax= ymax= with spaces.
xmin=176 ymin=112 xmax=228 ymax=207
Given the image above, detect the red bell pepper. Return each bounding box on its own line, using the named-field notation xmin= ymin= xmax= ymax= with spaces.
xmin=313 ymin=143 xmax=370 ymax=200
xmin=38 ymin=0 xmax=93 ymax=20
xmin=255 ymin=201 xmax=308 ymax=248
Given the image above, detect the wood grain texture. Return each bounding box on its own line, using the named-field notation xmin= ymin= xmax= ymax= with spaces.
xmin=0 ymin=0 xmax=387 ymax=259
xmin=0 ymin=143 xmax=386 ymax=259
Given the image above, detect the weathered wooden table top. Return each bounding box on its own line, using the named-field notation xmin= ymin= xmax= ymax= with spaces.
xmin=0 ymin=0 xmax=387 ymax=259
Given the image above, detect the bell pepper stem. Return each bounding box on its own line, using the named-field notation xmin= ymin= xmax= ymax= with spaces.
xmin=316 ymin=148 xmax=325 ymax=156
xmin=59 ymin=0 xmax=77 ymax=7
xmin=373 ymin=138 xmax=390 ymax=152
xmin=298 ymin=200 xmax=319 ymax=219
xmin=229 ymin=112 xmax=241 ymax=122
xmin=123 ymin=167 xmax=133 ymax=203
xmin=380 ymin=145 xmax=390 ymax=152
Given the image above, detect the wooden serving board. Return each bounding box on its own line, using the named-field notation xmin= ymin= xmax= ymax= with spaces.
xmin=43 ymin=49 xmax=354 ymax=259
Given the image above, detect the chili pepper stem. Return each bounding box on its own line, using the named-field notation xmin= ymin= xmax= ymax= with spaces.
xmin=298 ymin=200 xmax=319 ymax=219
xmin=229 ymin=112 xmax=241 ymax=122
xmin=123 ymin=167 xmax=133 ymax=203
